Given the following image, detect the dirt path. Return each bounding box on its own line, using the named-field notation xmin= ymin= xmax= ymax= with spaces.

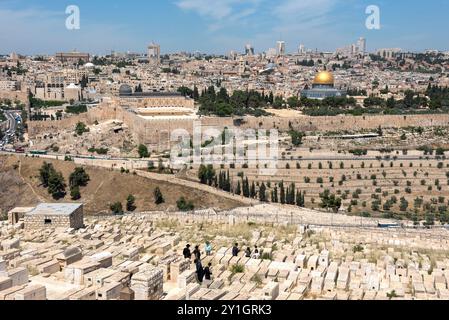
xmin=18 ymin=159 xmax=47 ymax=202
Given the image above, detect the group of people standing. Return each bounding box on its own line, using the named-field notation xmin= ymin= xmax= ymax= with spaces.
xmin=234 ymin=243 xmax=260 ymax=259
xmin=182 ymin=241 xmax=261 ymax=283
xmin=183 ymin=241 xmax=213 ymax=283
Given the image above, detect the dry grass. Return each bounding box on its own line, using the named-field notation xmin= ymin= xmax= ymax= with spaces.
xmin=0 ymin=155 xmax=243 ymax=214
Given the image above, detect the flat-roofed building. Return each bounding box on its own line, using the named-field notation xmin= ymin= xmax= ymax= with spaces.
xmin=55 ymin=51 xmax=90 ymax=64
xmin=24 ymin=203 xmax=84 ymax=230
xmin=8 ymin=207 xmax=34 ymax=225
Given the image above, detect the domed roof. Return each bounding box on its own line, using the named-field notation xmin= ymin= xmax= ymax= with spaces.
xmin=119 ymin=84 xmax=132 ymax=96
xmin=313 ymin=71 xmax=334 ymax=85
xmin=84 ymin=62 xmax=95 ymax=68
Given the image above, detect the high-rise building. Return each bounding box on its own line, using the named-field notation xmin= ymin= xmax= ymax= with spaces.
xmin=277 ymin=41 xmax=286 ymax=56
xmin=357 ymin=37 xmax=366 ymax=54
xmin=376 ymin=48 xmax=402 ymax=59
xmin=148 ymin=42 xmax=161 ymax=64
xmin=266 ymin=48 xmax=277 ymax=59
xmin=245 ymin=44 xmax=254 ymax=56
xmin=298 ymin=44 xmax=305 ymax=54
xmin=228 ymin=50 xmax=238 ymax=60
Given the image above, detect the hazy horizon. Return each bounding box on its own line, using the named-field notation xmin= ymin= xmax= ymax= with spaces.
xmin=1 ymin=0 xmax=448 ymax=55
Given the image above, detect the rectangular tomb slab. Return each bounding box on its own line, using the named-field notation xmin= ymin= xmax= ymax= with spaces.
xmin=14 ymin=284 xmax=47 ymax=300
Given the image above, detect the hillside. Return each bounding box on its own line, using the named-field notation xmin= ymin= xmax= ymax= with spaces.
xmin=0 ymin=155 xmax=243 ymax=216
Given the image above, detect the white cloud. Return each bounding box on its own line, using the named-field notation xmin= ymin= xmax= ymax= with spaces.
xmin=0 ymin=6 xmax=137 ymax=54
xmin=273 ymin=0 xmax=337 ymax=19
xmin=176 ymin=0 xmax=261 ymax=31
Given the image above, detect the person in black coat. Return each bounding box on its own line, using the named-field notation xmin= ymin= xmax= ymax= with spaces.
xmin=204 ymin=263 xmax=212 ymax=281
xmin=193 ymin=245 xmax=201 ymax=261
xmin=194 ymin=259 xmax=204 ymax=283
xmin=232 ymin=243 xmax=240 ymax=257
xmin=183 ymin=244 xmax=191 ymax=259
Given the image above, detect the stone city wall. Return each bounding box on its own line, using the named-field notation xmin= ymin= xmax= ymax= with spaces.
xmin=237 ymin=114 xmax=449 ymax=132
xmin=27 ymin=102 xmax=449 ymax=150
xmin=0 ymin=91 xmax=29 ymax=105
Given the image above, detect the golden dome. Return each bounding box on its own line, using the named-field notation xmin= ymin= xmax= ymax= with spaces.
xmin=313 ymin=71 xmax=334 ymax=85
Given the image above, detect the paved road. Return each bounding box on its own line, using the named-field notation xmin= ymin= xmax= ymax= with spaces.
xmin=1 ymin=111 xmax=15 ymax=146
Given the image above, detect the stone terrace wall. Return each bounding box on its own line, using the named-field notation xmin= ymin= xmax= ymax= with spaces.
xmin=27 ymin=103 xmax=449 ymax=147
xmin=237 ymin=114 xmax=449 ymax=132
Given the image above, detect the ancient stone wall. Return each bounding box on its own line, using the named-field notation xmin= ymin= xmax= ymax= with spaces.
xmin=27 ymin=100 xmax=449 ymax=152
xmin=0 ymin=91 xmax=29 ymax=104
xmin=237 ymin=114 xmax=449 ymax=132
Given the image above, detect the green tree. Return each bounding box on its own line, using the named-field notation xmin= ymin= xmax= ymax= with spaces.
xmin=126 ymin=194 xmax=136 ymax=212
xmin=250 ymin=181 xmax=256 ymax=198
xmin=236 ymin=180 xmax=242 ymax=195
xmin=39 ymin=162 xmax=55 ymax=187
xmin=48 ymin=171 xmax=67 ymax=200
xmin=69 ymin=167 xmax=90 ymax=188
xmin=75 ymin=122 xmax=89 ymax=136
xmin=198 ymin=164 xmax=216 ymax=186
xmin=319 ymin=189 xmax=342 ymax=213
xmin=110 ymin=202 xmax=123 ymax=215
xmin=289 ymin=130 xmax=305 ymax=146
xmin=259 ymin=183 xmax=267 ymax=202
xmin=138 ymin=144 xmax=150 ymax=158
xmin=280 ymin=181 xmax=286 ymax=204
xmin=154 ymin=187 xmax=165 ymax=205
xmin=70 ymin=185 xmax=81 ymax=200
xmin=272 ymin=186 xmax=278 ymax=203
xmin=242 ymin=177 xmax=250 ymax=198
xmin=177 ymin=197 xmax=194 ymax=211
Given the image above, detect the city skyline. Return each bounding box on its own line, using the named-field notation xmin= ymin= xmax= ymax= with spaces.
xmin=1 ymin=0 xmax=448 ymax=55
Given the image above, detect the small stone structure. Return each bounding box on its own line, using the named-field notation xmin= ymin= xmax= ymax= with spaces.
xmin=130 ymin=267 xmax=164 ymax=300
xmin=8 ymin=207 xmax=34 ymax=225
xmin=24 ymin=203 xmax=84 ymax=230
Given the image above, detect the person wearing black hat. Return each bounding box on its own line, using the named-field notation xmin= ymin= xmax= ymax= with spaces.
xmin=183 ymin=244 xmax=192 ymax=259
xmin=232 ymin=243 xmax=240 ymax=257
xmin=193 ymin=245 xmax=201 ymax=261
xmin=204 ymin=262 xmax=212 ymax=281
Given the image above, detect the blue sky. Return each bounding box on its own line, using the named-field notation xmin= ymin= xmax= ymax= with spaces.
xmin=0 ymin=0 xmax=448 ymax=55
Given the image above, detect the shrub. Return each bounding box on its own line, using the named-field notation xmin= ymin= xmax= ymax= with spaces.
xmin=110 ymin=202 xmax=123 ymax=215
xmin=230 ymin=264 xmax=245 ymax=274
xmin=177 ymin=197 xmax=194 ymax=211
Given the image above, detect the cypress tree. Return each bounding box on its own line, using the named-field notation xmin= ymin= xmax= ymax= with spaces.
xmin=289 ymin=183 xmax=296 ymax=205
xmin=236 ymin=181 xmax=241 ymax=195
xmin=280 ymin=181 xmax=285 ymax=204
xmin=250 ymin=181 xmax=256 ymax=199
xmin=218 ymin=171 xmax=223 ymax=190
xmin=259 ymin=183 xmax=266 ymax=202
xmin=296 ymin=190 xmax=301 ymax=207
xmin=243 ymin=177 xmax=250 ymax=198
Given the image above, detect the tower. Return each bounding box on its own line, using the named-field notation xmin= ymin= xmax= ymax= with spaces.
xmin=245 ymin=44 xmax=254 ymax=56
xmin=357 ymin=37 xmax=366 ymax=54
xmin=148 ymin=42 xmax=161 ymax=64
xmin=277 ymin=41 xmax=286 ymax=56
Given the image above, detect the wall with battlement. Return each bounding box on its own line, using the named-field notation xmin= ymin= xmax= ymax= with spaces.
xmin=237 ymin=114 xmax=449 ymax=132
xmin=27 ymin=101 xmax=449 ymax=151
